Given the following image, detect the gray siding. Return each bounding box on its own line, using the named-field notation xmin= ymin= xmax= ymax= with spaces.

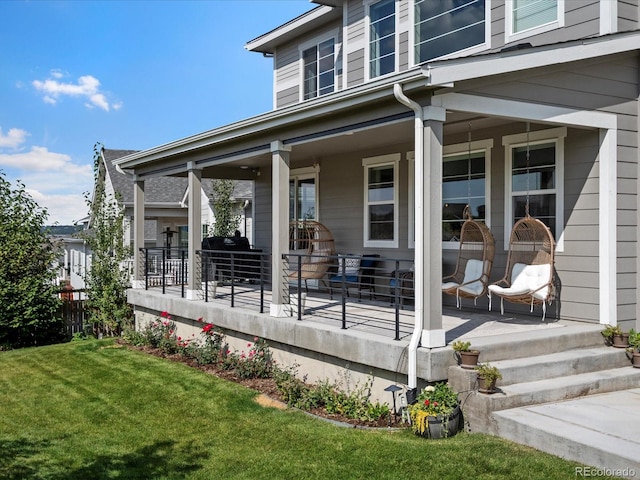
xmin=347 ymin=49 xmax=365 ymax=87
xmin=490 ymin=1 xmax=600 ymax=52
xmin=276 ymin=86 xmax=299 ymax=109
xmin=619 ymin=0 xmax=639 ymax=31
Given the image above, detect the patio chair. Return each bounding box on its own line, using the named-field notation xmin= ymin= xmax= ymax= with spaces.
xmin=288 ymin=220 xmax=336 ymax=292
xmin=329 ymin=254 xmax=380 ymax=300
xmin=487 ymin=216 xmax=555 ymax=320
xmin=442 ymin=212 xmax=495 ymax=308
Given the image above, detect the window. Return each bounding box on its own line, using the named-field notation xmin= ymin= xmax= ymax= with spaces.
xmin=408 ymin=139 xmax=492 ymax=249
xmin=368 ymin=0 xmax=396 ymax=79
xmin=414 ymin=0 xmax=486 ymax=64
xmin=503 ymin=127 xmax=565 ymax=250
xmin=363 ymin=154 xmax=400 ymax=248
xmin=290 ymin=166 xmax=319 ymax=221
xmin=442 ymin=151 xmax=487 ymax=242
xmin=302 ymin=39 xmax=335 ymax=100
xmin=506 ymin=0 xmax=564 ymax=42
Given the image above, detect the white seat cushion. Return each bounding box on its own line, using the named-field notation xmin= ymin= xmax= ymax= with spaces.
xmin=488 ymin=263 xmax=551 ymax=300
xmin=442 ymin=259 xmax=486 ymax=296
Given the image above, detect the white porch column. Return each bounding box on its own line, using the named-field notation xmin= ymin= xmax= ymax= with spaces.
xmin=186 ymin=163 xmax=202 ymax=300
xmin=419 ymin=107 xmax=446 ymax=347
xmin=270 ymin=141 xmax=291 ymax=317
xmin=132 ymin=176 xmax=145 ymax=289
xmin=599 ymin=128 xmax=618 ymax=326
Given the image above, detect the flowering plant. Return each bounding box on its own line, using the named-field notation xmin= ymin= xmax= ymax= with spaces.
xmin=408 ymin=382 xmax=459 ymax=435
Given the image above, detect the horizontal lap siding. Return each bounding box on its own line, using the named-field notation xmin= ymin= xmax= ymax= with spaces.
xmin=275 ymin=44 xmax=299 ymax=108
xmin=461 ymin=55 xmax=638 ymax=322
xmin=618 ymin=1 xmax=639 ymax=31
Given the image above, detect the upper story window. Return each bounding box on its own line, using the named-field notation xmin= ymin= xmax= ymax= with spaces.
xmin=505 ymin=0 xmax=564 ymax=42
xmin=302 ymin=38 xmax=335 ymax=100
xmin=368 ymin=0 xmax=396 ymax=79
xmin=414 ymin=0 xmax=486 ymax=63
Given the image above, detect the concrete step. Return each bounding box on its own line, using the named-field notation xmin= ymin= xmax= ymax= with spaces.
xmin=455 ymin=323 xmax=604 ymax=363
xmin=459 ymin=367 xmax=640 ymax=434
xmin=493 ymin=389 xmax=640 ymax=477
xmin=453 ymin=346 xmax=632 ymax=387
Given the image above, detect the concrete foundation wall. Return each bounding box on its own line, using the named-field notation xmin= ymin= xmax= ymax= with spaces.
xmin=128 ymin=289 xmax=451 ymax=404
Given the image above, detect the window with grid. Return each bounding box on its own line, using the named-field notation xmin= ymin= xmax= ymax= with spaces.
xmin=302 ymin=39 xmax=335 ymax=100
xmin=369 ymin=0 xmax=395 ymax=78
xmin=414 ymin=0 xmax=485 ymax=63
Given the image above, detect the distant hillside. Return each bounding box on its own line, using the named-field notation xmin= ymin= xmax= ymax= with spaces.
xmin=44 ymin=225 xmax=84 ymax=236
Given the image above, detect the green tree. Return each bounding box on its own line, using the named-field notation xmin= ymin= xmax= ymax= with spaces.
xmin=210 ymin=179 xmax=241 ymax=237
xmin=80 ymin=143 xmax=132 ymax=337
xmin=0 ymin=171 xmax=64 ymax=349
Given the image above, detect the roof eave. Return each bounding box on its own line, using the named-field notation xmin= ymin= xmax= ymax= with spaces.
xmin=245 ymin=5 xmax=338 ymax=54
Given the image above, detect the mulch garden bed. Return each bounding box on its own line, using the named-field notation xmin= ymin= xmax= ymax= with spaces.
xmin=121 ymin=341 xmax=406 ymax=429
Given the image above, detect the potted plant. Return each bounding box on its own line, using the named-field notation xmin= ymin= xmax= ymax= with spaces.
xmin=627 ymin=328 xmax=640 ymax=368
xmin=408 ymin=382 xmax=461 ymax=439
xmin=475 ymin=363 xmax=502 ymax=394
xmin=601 ymin=325 xmax=629 ymax=348
xmin=451 ymin=340 xmax=480 ymax=369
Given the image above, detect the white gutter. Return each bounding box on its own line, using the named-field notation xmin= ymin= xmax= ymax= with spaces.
xmin=393 ymin=83 xmax=423 ymax=393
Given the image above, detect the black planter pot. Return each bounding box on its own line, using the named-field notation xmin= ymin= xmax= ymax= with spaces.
xmin=418 ymin=404 xmax=462 ymax=439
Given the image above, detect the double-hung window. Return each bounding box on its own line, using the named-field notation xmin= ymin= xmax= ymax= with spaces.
xmin=503 ymin=127 xmax=565 ymax=250
xmin=302 ymin=39 xmax=335 ymax=100
xmin=414 ymin=0 xmax=486 ymax=64
xmin=368 ymin=0 xmax=396 ymax=79
xmin=408 ymin=140 xmax=492 ymax=249
xmin=506 ymin=0 xmax=564 ymax=42
xmin=363 ymin=154 xmax=399 ymax=248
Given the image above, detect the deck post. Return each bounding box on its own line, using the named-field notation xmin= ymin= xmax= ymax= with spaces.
xmin=270 ymin=141 xmax=291 ymax=317
xmin=132 ymin=177 xmax=145 ymax=289
xmin=186 ymin=163 xmax=202 ymax=300
xmin=418 ymin=108 xmax=446 ymax=348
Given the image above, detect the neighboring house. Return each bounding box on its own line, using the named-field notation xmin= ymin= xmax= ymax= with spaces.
xmin=114 ymin=1 xmax=639 ymax=395
xmin=101 ymin=148 xmax=254 ymax=252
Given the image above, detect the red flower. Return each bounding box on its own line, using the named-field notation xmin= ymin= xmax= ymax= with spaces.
xmin=434 ymin=402 xmax=438 ymax=407
xmin=424 ymin=400 xmax=430 ymax=406
xmin=202 ymin=324 xmax=213 ymax=333
xmin=160 ymin=311 xmax=169 ymax=318
xmin=247 ymin=343 xmax=252 ymax=347
xmin=177 ymin=336 xmax=182 ymax=341
xmin=197 ymin=317 xmax=203 ymax=322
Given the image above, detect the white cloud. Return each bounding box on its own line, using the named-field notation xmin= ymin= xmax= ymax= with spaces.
xmin=32 ymin=71 xmax=121 ymax=111
xmin=26 ymin=189 xmax=89 ymax=225
xmin=0 ymin=146 xmax=86 ymax=173
xmin=0 ymin=127 xmax=29 ymax=149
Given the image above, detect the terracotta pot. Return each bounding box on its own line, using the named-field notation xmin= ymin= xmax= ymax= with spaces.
xmin=632 ymin=352 xmax=640 ymax=368
xmin=477 ymin=375 xmax=497 ymax=394
xmin=612 ymin=333 xmax=629 ymax=348
xmin=457 ymin=350 xmax=480 ymax=369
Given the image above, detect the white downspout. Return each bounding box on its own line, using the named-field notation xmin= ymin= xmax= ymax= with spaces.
xmin=393 ymin=83 xmax=423 ymax=393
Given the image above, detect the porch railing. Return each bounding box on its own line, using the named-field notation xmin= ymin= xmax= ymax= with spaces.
xmin=138 ymin=248 xmax=415 ymax=340
xmin=284 ymin=252 xmax=415 ymax=341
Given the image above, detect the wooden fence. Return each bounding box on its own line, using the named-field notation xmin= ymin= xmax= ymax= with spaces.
xmin=59 ymin=289 xmax=88 ymax=337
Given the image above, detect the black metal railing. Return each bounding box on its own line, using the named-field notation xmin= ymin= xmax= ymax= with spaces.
xmin=283 ymin=252 xmax=415 ymax=340
xmin=137 ymin=248 xmax=416 ymax=340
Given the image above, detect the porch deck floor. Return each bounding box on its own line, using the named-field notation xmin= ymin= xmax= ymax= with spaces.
xmin=152 ymin=281 xmax=572 ymax=344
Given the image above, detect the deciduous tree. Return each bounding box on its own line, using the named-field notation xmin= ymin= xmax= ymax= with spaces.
xmin=0 ymin=171 xmax=64 ymax=348
xmin=81 ymin=144 xmax=132 ymax=336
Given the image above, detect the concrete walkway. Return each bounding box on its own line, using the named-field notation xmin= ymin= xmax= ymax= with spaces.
xmin=494 ymin=388 xmax=640 ymax=479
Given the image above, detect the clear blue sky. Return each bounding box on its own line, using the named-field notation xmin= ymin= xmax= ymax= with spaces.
xmin=0 ymin=0 xmax=313 ymax=225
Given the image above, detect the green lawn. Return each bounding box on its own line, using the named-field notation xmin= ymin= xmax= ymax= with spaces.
xmin=0 ymin=339 xmax=608 ymax=479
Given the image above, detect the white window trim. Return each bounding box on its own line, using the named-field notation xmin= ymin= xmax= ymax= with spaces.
xmin=502 ymin=126 xmax=566 ymax=252
xmin=363 ymin=153 xmax=400 ymax=248
xmin=409 ymin=0 xmax=491 ymax=67
xmin=364 ymin=0 xmax=399 ymax=81
xmin=505 ymin=0 xmax=565 ymax=44
xmin=291 ymin=165 xmax=320 ymax=222
xmin=298 ymin=30 xmax=339 ymax=102
xmin=407 ymin=138 xmax=493 ymax=250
